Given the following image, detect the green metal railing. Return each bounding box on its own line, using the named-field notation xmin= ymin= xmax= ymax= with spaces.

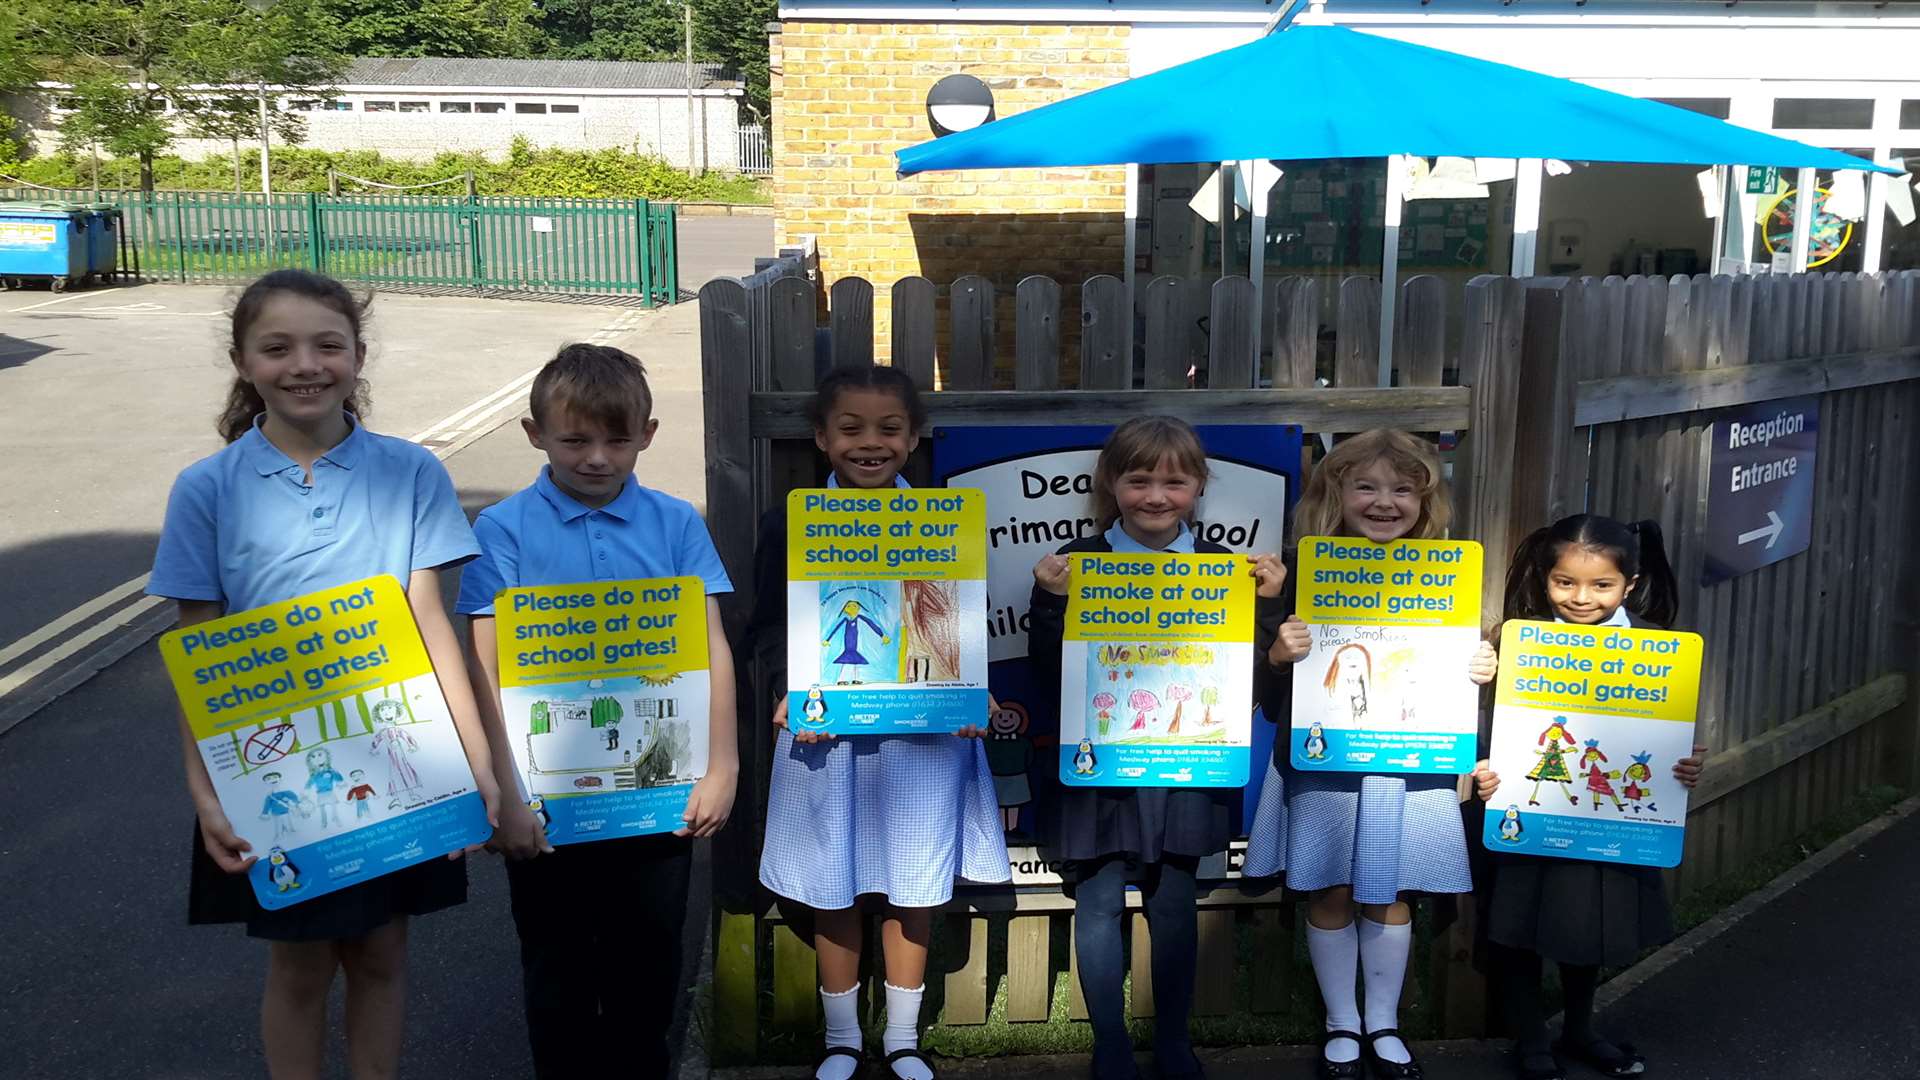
xmin=1 ymin=189 xmax=678 ymax=305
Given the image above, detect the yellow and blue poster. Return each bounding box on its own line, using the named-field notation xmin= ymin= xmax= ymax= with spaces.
xmin=786 ymin=488 xmax=990 ymax=734
xmin=159 ymin=576 xmax=490 ymax=909
xmin=1481 ymin=620 xmax=1702 ymax=867
xmin=1059 ymin=552 xmax=1255 ymax=787
xmin=1290 ymin=537 xmax=1484 ymax=774
xmin=494 ymin=577 xmax=709 ymax=844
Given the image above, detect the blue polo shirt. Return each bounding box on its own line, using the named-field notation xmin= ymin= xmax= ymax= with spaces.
xmin=148 ymin=415 xmax=480 ymax=612
xmin=456 ymin=468 xmax=732 ymax=616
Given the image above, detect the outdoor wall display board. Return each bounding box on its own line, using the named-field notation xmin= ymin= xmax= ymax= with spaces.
xmin=1058 ymin=552 xmax=1255 ymax=788
xmin=159 ymin=575 xmax=490 ymax=909
xmin=1290 ymin=537 xmax=1484 ymax=774
xmin=932 ymin=423 xmax=1301 ymax=870
xmin=786 ymin=487 xmax=990 ymax=735
xmin=493 ymin=577 xmax=709 ymax=844
xmin=1480 ymin=620 xmax=1703 ymax=868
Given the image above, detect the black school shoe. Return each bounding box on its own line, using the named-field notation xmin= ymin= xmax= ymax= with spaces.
xmin=814 ymin=1045 xmax=866 ymax=1080
xmin=1361 ymin=1029 xmax=1424 ymax=1079
xmin=1552 ymin=1035 xmax=1645 ymax=1077
xmin=1317 ymin=1030 xmax=1366 ymax=1080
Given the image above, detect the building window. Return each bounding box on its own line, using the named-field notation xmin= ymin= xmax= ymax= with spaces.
xmin=515 ymin=102 xmax=548 ymax=114
xmin=364 ymin=100 xmax=397 ymax=113
xmin=1771 ymin=98 xmax=1873 ymax=130
xmin=439 ymin=101 xmax=471 ymax=114
xmin=1653 ymin=98 xmax=1731 ymax=120
xmin=290 ymin=99 xmax=319 ymax=111
xmin=328 ymin=100 xmax=353 ymax=111
xmin=551 ymin=103 xmax=580 ymax=114
xmin=1902 ymin=101 xmax=1920 ymax=129
xmin=398 ymin=100 xmax=429 ymax=113
xmin=475 ymin=101 xmax=506 ymax=114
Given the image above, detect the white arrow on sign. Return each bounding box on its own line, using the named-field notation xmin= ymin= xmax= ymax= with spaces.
xmin=1738 ymin=510 xmax=1785 ymax=549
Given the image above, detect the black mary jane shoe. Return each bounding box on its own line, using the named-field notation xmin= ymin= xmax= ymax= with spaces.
xmin=883 ymin=1047 xmax=938 ymax=1079
xmin=1360 ymin=1029 xmax=1425 ymax=1080
xmin=1317 ymin=1029 xmax=1366 ymax=1080
xmin=814 ymin=1045 xmax=867 ymax=1080
xmin=1514 ymin=1049 xmax=1566 ymax=1080
xmin=1552 ymin=1036 xmax=1645 ymax=1077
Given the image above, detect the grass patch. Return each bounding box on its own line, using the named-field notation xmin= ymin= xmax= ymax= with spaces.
xmin=1668 ymin=783 xmax=1906 ymax=933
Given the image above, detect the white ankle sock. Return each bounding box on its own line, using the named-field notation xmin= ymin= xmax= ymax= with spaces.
xmin=1306 ymin=921 xmax=1362 ymax=1063
xmin=882 ymin=983 xmax=932 ymax=1080
xmin=818 ymin=985 xmax=862 ymax=1080
xmin=1357 ymin=916 xmax=1412 ymax=1064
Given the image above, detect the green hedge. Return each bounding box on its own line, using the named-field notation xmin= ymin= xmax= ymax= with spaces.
xmin=0 ymin=136 xmax=769 ymax=203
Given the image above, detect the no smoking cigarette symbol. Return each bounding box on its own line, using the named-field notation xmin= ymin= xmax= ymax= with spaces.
xmin=244 ymin=723 xmax=297 ymax=766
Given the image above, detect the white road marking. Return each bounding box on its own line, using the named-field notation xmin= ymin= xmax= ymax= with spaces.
xmin=7 ymin=292 xmax=94 ymax=313
xmin=0 ymin=574 xmax=152 ymax=670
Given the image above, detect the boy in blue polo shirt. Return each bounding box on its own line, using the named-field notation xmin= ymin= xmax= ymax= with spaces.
xmin=459 ymin=343 xmax=738 ymax=1078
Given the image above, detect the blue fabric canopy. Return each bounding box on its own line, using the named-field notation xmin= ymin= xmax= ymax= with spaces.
xmin=896 ymin=25 xmax=1893 ymax=176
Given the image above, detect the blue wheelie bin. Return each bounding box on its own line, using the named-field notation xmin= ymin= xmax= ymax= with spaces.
xmin=0 ymin=202 xmax=89 ymax=291
xmin=82 ymin=204 xmax=120 ymax=283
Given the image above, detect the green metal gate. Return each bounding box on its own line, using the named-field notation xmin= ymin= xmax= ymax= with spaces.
xmin=2 ymin=189 xmax=678 ymax=305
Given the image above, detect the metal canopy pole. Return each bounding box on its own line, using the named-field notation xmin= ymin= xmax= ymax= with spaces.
xmin=1790 ymin=167 xmax=1816 ymax=272
xmin=1377 ymin=154 xmax=1409 ymax=387
xmin=1511 ymin=158 xmax=1543 ymax=276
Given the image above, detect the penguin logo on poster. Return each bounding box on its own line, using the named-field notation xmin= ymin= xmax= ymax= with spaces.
xmin=1072 ymin=738 xmax=1099 ymax=777
xmin=267 ymin=847 xmax=302 ymax=892
xmin=800 ymin=686 xmax=828 ymax=727
xmin=1497 ymin=805 xmax=1525 ymax=844
xmin=1303 ymin=721 xmax=1329 ymax=762
xmin=528 ymin=796 xmax=553 ymax=836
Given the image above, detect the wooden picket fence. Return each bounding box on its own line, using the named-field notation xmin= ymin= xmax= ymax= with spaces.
xmin=697 ymin=263 xmax=1920 ymax=1065
xmin=1509 ymin=271 xmax=1920 ymax=903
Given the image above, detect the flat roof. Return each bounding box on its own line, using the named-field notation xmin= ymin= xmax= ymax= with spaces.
xmin=342 ymin=57 xmax=741 ymax=91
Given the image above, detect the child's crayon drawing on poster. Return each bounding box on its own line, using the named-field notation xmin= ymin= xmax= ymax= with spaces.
xmin=1290 ymin=537 xmax=1483 ymax=774
xmin=1058 ymin=553 xmax=1254 ymax=787
xmin=787 ymin=489 xmax=990 ymax=734
xmin=495 ymin=577 xmax=711 ymax=845
xmin=1481 ymin=620 xmax=1703 ymax=868
xmin=159 ymin=576 xmax=491 ymax=909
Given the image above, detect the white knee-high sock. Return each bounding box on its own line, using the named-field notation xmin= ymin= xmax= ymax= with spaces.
xmin=817 ymin=985 xmax=862 ymax=1080
xmin=1306 ymin=920 xmax=1362 ymax=1064
xmin=1357 ymin=916 xmax=1412 ymax=1064
xmin=882 ymin=983 xmax=932 ymax=1080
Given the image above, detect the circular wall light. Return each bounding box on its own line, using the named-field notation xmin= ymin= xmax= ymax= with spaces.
xmin=927 ymin=74 xmax=995 ymax=137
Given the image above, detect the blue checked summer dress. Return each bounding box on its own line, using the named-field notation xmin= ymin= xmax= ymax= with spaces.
xmin=1241 ymin=560 xmax=1472 ymax=904
xmin=748 ymin=496 xmax=1011 ymax=909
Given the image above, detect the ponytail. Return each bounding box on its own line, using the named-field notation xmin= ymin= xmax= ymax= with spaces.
xmin=1624 ymin=520 xmax=1679 ymax=628
xmin=1501 ymin=525 xmax=1560 ymax=625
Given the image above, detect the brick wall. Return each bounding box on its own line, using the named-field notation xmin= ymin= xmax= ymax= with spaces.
xmin=773 ymin=20 xmax=1131 ymax=374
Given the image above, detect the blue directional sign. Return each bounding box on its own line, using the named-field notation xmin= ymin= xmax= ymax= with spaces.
xmin=1704 ymin=396 xmax=1818 ymax=584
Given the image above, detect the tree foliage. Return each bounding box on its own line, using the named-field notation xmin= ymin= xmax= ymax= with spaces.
xmin=27 ymin=0 xmax=344 ymax=193
xmin=308 ymin=0 xmax=545 ymax=58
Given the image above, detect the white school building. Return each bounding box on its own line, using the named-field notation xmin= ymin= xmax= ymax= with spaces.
xmin=21 ymin=57 xmax=751 ymax=172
